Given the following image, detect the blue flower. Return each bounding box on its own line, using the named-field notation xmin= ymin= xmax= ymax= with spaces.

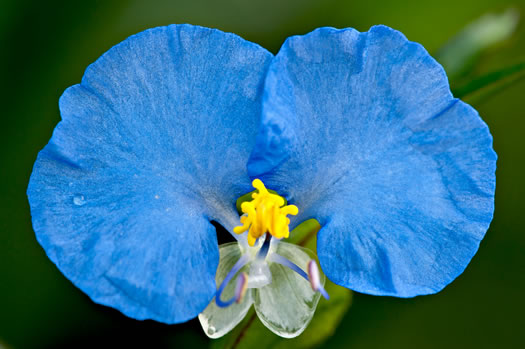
xmin=27 ymin=24 xmax=496 ymax=338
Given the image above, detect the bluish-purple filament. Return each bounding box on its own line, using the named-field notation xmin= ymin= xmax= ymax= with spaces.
xmin=215 ymin=235 xmax=329 ymax=308
xmin=215 ymin=254 xmax=250 ymax=308
xmin=270 ymin=253 xmax=330 ymax=300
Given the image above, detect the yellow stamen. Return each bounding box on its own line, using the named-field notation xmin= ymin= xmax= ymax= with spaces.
xmin=233 ymin=179 xmax=298 ymax=246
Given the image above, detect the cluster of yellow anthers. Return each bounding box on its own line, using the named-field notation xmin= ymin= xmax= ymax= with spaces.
xmin=234 ymin=179 xmax=298 ymax=246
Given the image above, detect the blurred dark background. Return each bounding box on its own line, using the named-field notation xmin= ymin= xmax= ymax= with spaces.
xmin=1 ymin=0 xmax=524 ymax=348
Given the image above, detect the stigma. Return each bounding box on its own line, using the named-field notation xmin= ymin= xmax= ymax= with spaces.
xmin=233 ymin=179 xmax=298 ymax=246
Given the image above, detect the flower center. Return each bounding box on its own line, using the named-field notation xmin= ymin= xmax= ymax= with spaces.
xmin=213 ymin=179 xmax=329 ymax=308
xmin=233 ymin=179 xmax=298 ymax=246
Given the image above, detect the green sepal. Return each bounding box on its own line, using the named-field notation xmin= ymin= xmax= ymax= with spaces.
xmin=287 ymin=219 xmax=321 ymax=246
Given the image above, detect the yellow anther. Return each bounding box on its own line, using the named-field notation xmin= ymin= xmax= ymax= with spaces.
xmin=234 ymin=179 xmax=298 ymax=246
xmin=280 ymin=205 xmax=299 ymax=216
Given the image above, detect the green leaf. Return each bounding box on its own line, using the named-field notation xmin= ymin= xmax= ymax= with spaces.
xmin=211 ymin=280 xmax=352 ymax=349
xmin=452 ymin=61 xmax=525 ymax=104
xmin=286 ymin=219 xmax=321 ymax=246
xmin=435 ymin=8 xmax=519 ymax=78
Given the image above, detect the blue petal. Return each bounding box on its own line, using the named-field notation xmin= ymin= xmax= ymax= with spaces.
xmin=248 ymin=26 xmax=496 ymax=297
xmin=28 ymin=24 xmax=272 ymax=322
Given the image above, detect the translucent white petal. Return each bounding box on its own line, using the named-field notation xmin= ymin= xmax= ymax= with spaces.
xmin=254 ymin=242 xmax=325 ymax=338
xmin=198 ymin=243 xmax=253 ymax=338
xmin=247 ymin=260 xmax=272 ymax=288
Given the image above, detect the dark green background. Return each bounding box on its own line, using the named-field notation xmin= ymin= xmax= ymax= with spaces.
xmin=1 ymin=0 xmax=524 ymax=348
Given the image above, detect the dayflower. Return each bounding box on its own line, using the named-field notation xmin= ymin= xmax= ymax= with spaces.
xmin=198 ymin=179 xmax=329 ymax=338
xmin=27 ymin=23 xmax=496 ymax=339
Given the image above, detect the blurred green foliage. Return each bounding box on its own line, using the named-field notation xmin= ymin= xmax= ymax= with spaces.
xmin=436 ymin=8 xmax=519 ymax=78
xmin=1 ymin=0 xmax=525 ymax=348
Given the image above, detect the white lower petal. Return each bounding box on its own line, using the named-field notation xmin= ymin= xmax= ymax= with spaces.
xmin=254 ymin=242 xmax=325 ymax=338
xmin=198 ymin=243 xmax=253 ymax=338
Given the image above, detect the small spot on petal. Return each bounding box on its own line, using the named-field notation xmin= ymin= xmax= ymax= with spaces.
xmin=208 ymin=326 xmax=216 ymax=335
xmin=73 ymin=195 xmax=86 ymax=206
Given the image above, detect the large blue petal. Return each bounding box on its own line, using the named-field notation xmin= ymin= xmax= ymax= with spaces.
xmin=248 ymin=26 xmax=496 ymax=297
xmin=28 ymin=24 xmax=272 ymax=322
